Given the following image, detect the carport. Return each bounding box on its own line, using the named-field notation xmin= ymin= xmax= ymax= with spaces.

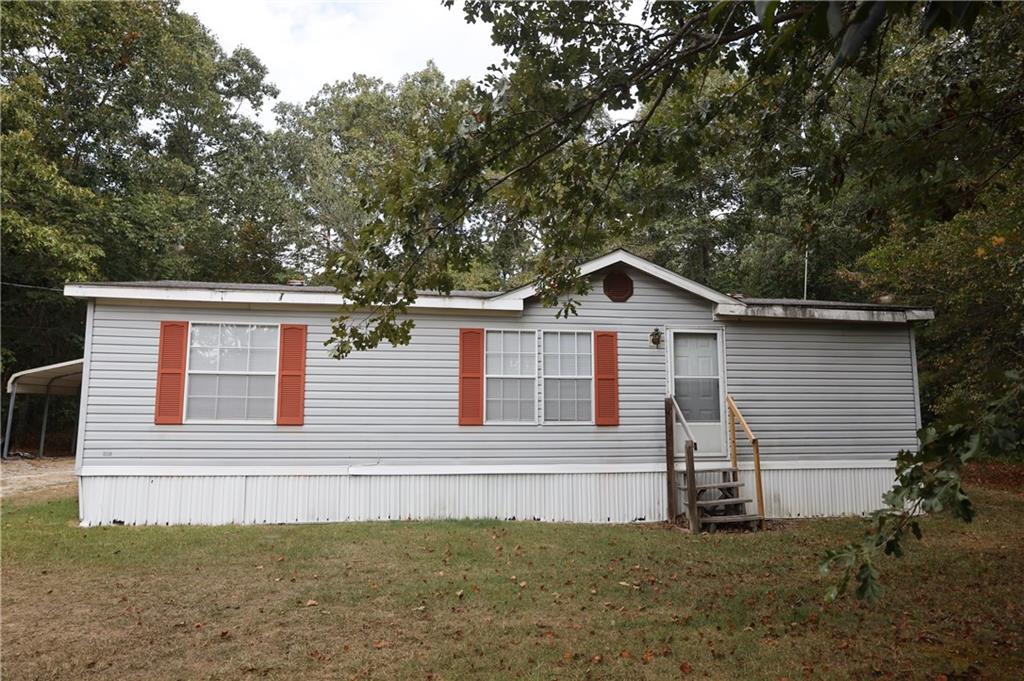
xmin=2 ymin=359 xmax=83 ymax=459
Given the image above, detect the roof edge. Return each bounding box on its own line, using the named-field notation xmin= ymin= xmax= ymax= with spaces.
xmin=714 ymin=302 xmax=934 ymax=324
xmin=490 ymin=249 xmax=738 ymax=306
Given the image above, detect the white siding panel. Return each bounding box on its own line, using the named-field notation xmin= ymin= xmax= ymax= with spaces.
xmin=738 ymin=467 xmax=896 ymax=518
xmin=79 ymin=473 xmax=666 ymax=525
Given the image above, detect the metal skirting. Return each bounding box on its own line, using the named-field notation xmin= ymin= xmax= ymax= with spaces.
xmin=78 ymin=472 xmax=668 ymax=526
xmin=79 ymin=467 xmax=898 ymax=526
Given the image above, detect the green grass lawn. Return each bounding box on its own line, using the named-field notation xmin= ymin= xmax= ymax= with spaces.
xmin=2 ymin=477 xmax=1022 ymax=680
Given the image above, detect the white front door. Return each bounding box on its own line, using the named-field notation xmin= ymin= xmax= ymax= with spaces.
xmin=671 ymin=331 xmax=725 ymax=457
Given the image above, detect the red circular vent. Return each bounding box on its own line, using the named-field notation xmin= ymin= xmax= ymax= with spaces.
xmin=603 ymin=271 xmax=633 ymax=302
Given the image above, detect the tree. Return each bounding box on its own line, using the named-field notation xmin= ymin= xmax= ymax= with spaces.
xmin=1 ymin=0 xmax=288 ymax=440
xmin=321 ymin=1 xmax=1004 ymax=354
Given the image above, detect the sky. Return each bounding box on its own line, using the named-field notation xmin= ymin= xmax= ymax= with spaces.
xmin=179 ymin=0 xmax=507 ymax=128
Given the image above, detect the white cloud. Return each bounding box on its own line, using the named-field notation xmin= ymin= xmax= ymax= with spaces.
xmin=179 ymin=0 xmax=505 ymax=128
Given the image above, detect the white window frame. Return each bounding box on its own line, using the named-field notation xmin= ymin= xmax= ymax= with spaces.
xmin=183 ymin=321 xmax=280 ymax=425
xmin=482 ymin=329 xmax=538 ymax=425
xmin=540 ymin=329 xmax=596 ymax=426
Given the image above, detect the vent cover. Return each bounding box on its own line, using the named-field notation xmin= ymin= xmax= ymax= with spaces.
xmin=603 ymin=271 xmax=633 ymax=302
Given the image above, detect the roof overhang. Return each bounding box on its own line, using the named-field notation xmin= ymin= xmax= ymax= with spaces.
xmin=489 ymin=249 xmax=739 ymax=306
xmin=64 ymin=284 xmax=524 ymax=312
xmin=714 ymin=303 xmax=934 ymax=324
xmin=6 ymin=358 xmax=84 ymax=395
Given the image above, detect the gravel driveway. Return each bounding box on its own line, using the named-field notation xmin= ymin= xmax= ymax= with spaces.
xmin=1 ymin=457 xmax=76 ymax=499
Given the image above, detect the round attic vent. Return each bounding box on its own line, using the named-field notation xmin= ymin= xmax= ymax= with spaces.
xmin=603 ymin=270 xmax=633 ymax=302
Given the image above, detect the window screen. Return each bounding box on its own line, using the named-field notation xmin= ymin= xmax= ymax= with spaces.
xmin=186 ymin=323 xmax=278 ymax=421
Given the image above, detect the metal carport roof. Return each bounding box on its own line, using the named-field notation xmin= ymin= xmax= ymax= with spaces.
xmin=3 ymin=358 xmax=84 ymax=459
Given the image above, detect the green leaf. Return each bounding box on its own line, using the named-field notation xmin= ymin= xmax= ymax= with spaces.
xmin=754 ymin=0 xmax=780 ymax=30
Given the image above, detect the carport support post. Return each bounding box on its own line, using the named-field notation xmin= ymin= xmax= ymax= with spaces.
xmin=38 ymin=386 xmax=51 ymax=457
xmin=2 ymin=383 xmax=16 ymax=460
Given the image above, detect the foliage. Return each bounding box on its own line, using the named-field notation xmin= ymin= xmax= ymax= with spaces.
xmin=1 ymin=0 xmax=289 ymax=392
xmin=823 ymin=371 xmax=1024 ymax=602
xmin=322 ymin=0 xmax=1002 ymax=357
xmin=861 ymin=164 xmax=1024 ymax=420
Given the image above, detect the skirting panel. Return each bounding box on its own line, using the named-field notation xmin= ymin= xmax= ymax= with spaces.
xmin=78 ymin=473 xmax=668 ymax=526
xmin=673 ymin=467 xmax=897 ymax=519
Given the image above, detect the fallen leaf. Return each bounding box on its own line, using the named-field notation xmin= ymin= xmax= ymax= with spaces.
xmin=681 ymin=661 xmax=693 ymax=674
xmin=304 ymin=599 xmax=319 ymax=607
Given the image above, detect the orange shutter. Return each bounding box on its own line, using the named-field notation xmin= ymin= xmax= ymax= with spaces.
xmin=594 ymin=331 xmax=619 ymax=426
xmin=154 ymin=321 xmax=188 ymax=424
xmin=277 ymin=324 xmax=307 ymax=426
xmin=458 ymin=328 xmax=484 ymax=425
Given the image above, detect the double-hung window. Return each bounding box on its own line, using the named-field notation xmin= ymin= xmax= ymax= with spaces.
xmin=186 ymin=323 xmax=278 ymax=421
xmin=484 ymin=330 xmax=536 ymax=423
xmin=542 ymin=331 xmax=593 ymax=423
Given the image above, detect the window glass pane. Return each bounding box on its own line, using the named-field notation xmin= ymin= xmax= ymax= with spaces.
xmin=502 ymin=379 xmax=517 ymax=400
xmin=220 ymin=324 xmax=248 ymax=348
xmin=246 ymin=398 xmax=274 ymax=420
xmin=502 ymin=332 xmax=517 ymax=353
xmin=248 ymin=375 xmax=275 ymax=399
xmin=186 ymin=397 xmax=216 ymax=420
xmin=486 ymin=331 xmax=501 ymax=352
xmin=189 ymin=347 xmax=218 ymax=371
xmin=220 ymin=348 xmax=247 ymax=372
xmin=519 ymin=400 xmax=533 ymax=421
xmin=219 ymin=375 xmax=247 ymax=396
xmin=187 ymin=375 xmax=217 ymax=396
xmin=486 ymin=351 xmax=501 ymax=374
xmin=522 ymin=352 xmax=535 ymax=375
xmin=674 ymin=378 xmax=720 ymax=421
xmin=673 ymin=333 xmax=719 ymax=377
xmin=577 ymin=399 xmax=592 ymax=422
xmin=559 ymin=333 xmax=574 ymax=354
xmin=520 ymin=332 xmax=534 ymax=353
xmin=503 ymin=352 xmax=521 ymax=375
xmin=250 ymin=326 xmax=277 ymax=348
xmin=544 ymin=397 xmax=559 ymax=421
xmin=486 ymin=399 xmax=502 ymax=421
xmin=216 ymin=397 xmax=246 ymax=420
xmin=543 ymin=353 xmax=558 ymax=376
xmin=543 ymin=333 xmax=557 ymax=354
xmin=190 ymin=325 xmax=219 ymax=347
xmin=248 ymin=349 xmax=277 ymax=372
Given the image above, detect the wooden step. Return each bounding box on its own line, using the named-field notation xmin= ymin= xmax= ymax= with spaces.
xmin=696 ymin=497 xmax=751 ymax=508
xmin=696 ymin=481 xmax=744 ymax=491
xmin=700 ymin=513 xmax=761 ymax=525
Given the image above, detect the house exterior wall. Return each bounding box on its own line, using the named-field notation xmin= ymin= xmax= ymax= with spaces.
xmin=75 ymin=265 xmax=919 ymax=525
xmin=80 ymin=267 xmax=714 ymax=470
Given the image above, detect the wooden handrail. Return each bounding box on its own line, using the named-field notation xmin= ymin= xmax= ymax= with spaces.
xmin=665 ymin=396 xmax=700 ymax=532
xmin=726 ymin=394 xmax=765 ymax=529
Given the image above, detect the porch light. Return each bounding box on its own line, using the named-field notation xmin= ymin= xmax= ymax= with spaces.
xmin=649 ymin=327 xmax=663 ymax=348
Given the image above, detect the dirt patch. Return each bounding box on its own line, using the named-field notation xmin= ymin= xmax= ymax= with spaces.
xmin=964 ymin=461 xmax=1024 ymax=494
xmin=1 ymin=456 xmax=76 ymax=500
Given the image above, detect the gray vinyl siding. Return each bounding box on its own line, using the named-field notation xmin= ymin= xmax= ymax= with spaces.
xmin=81 ymin=267 xmax=717 ymax=468
xmin=80 ymin=266 xmax=921 ymax=470
xmin=724 ymin=322 xmax=919 ymax=461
